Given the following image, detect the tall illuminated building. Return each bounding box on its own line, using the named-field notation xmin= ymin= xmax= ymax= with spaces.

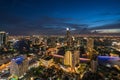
xmin=64 ymin=51 xmax=72 ymax=66
xmin=64 ymin=28 xmax=79 ymax=67
xmin=91 ymin=60 xmax=97 ymax=73
xmin=87 ymin=38 xmax=94 ymax=51
xmin=72 ymin=50 xmax=80 ymax=67
xmin=31 ymin=35 xmax=41 ymax=45
xmin=0 ymin=31 xmax=8 ymax=46
xmin=10 ymin=56 xmax=29 ymax=77
xmin=64 ymin=50 xmax=79 ymax=67
xmin=77 ymin=39 xmax=80 ymax=47
xmin=91 ymin=53 xmax=98 ymax=73
xmin=87 ymin=38 xmax=94 ymax=58
xmin=66 ymin=28 xmax=72 ymax=48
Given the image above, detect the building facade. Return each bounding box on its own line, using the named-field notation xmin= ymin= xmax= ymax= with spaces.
xmin=64 ymin=51 xmax=72 ymax=66
xmin=87 ymin=38 xmax=94 ymax=51
xmin=64 ymin=50 xmax=79 ymax=67
xmin=10 ymin=56 xmax=29 ymax=77
xmin=0 ymin=31 xmax=8 ymax=46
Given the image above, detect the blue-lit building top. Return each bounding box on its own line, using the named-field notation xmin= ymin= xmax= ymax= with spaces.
xmin=98 ymin=56 xmax=120 ymax=66
xmin=98 ymin=56 xmax=120 ymax=61
xmin=12 ymin=56 xmax=25 ymax=65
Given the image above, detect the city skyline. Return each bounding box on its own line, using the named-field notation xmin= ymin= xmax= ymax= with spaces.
xmin=0 ymin=20 xmax=120 ymax=79
xmin=0 ymin=0 xmax=120 ymax=35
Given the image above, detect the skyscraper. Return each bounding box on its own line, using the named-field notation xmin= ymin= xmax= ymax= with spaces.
xmin=91 ymin=60 xmax=97 ymax=73
xmin=31 ymin=35 xmax=41 ymax=45
xmin=66 ymin=28 xmax=72 ymax=48
xmin=72 ymin=50 xmax=80 ymax=67
xmin=87 ymin=38 xmax=94 ymax=58
xmin=87 ymin=38 xmax=94 ymax=51
xmin=64 ymin=50 xmax=80 ymax=68
xmin=10 ymin=56 xmax=29 ymax=77
xmin=64 ymin=51 xmax=72 ymax=66
xmin=0 ymin=31 xmax=8 ymax=46
xmin=64 ymin=28 xmax=79 ymax=69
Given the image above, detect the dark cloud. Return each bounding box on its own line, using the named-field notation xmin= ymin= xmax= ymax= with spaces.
xmin=30 ymin=17 xmax=88 ymax=35
xmin=1 ymin=0 xmax=120 ymax=35
xmin=91 ymin=22 xmax=120 ymax=30
xmin=0 ymin=12 xmax=26 ymax=25
xmin=34 ymin=17 xmax=88 ymax=32
xmin=0 ymin=16 xmax=88 ymax=35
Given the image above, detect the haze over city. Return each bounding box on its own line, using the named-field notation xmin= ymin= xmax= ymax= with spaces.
xmin=0 ymin=0 xmax=120 ymax=35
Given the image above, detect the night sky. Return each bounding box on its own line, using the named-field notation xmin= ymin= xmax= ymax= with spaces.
xmin=0 ymin=0 xmax=120 ymax=35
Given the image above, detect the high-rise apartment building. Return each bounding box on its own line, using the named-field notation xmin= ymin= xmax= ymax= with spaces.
xmin=66 ymin=28 xmax=72 ymax=47
xmin=72 ymin=50 xmax=80 ymax=67
xmin=10 ymin=56 xmax=29 ymax=77
xmin=64 ymin=28 xmax=80 ymax=67
xmin=0 ymin=31 xmax=8 ymax=46
xmin=64 ymin=51 xmax=72 ymax=66
xmin=64 ymin=50 xmax=79 ymax=67
xmin=87 ymin=38 xmax=94 ymax=51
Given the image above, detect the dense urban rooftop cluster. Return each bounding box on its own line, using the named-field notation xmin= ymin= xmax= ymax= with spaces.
xmin=0 ymin=30 xmax=120 ymax=80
